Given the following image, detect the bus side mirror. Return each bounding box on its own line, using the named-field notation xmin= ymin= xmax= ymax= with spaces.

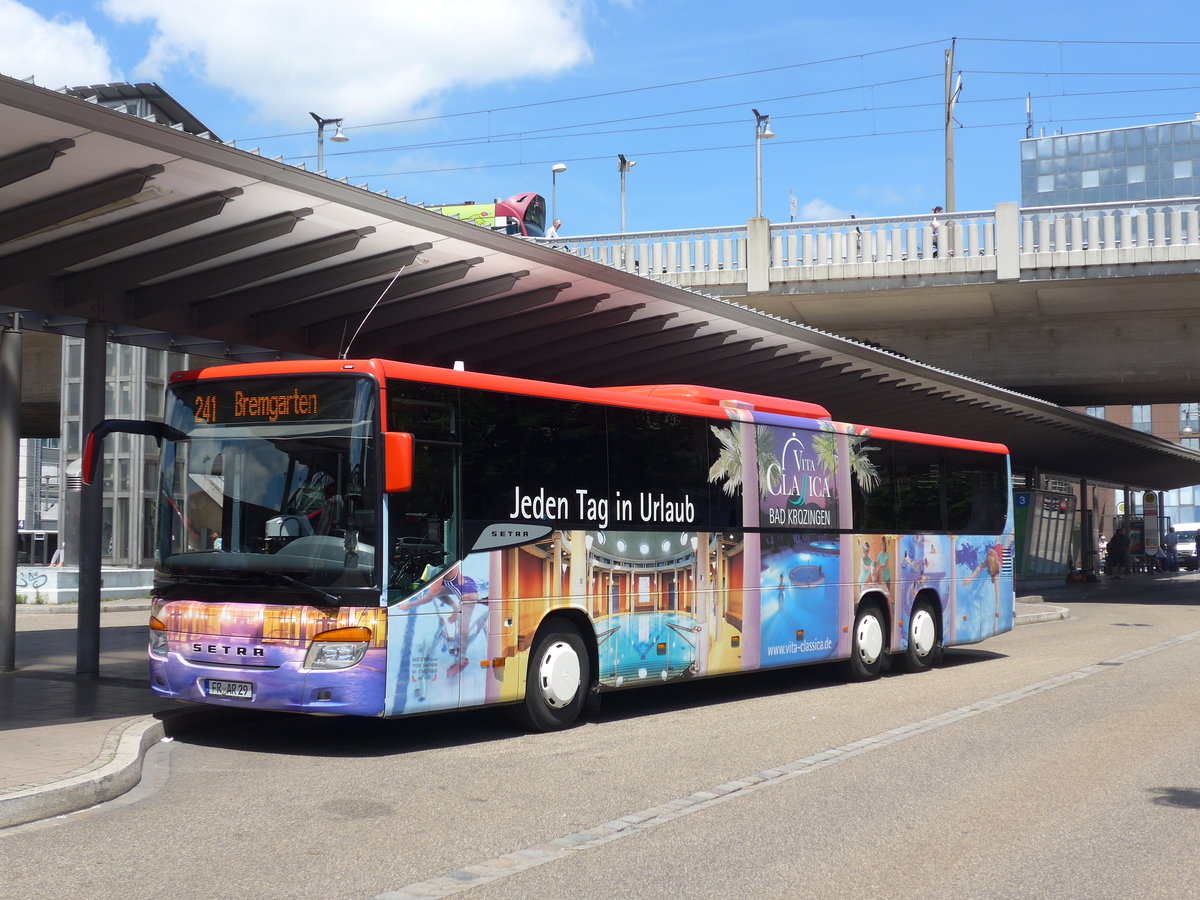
xmin=384 ymin=432 xmax=414 ymax=493
xmin=82 ymin=419 xmax=185 ymax=485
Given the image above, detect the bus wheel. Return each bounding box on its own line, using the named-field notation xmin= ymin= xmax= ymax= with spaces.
xmin=902 ymin=599 xmax=940 ymax=673
xmin=517 ymin=621 xmax=590 ymax=732
xmin=849 ymin=602 xmax=886 ymax=680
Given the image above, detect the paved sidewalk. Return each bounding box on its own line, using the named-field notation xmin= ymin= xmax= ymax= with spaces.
xmin=1 ymin=575 xmax=1191 ymax=829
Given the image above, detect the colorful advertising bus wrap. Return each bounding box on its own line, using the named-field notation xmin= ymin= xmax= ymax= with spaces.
xmin=85 ymin=360 xmax=1014 ymax=730
xmin=425 ymin=192 xmax=547 ymax=237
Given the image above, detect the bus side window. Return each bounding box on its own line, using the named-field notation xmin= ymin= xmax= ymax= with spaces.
xmin=388 ymin=443 xmax=458 ymax=595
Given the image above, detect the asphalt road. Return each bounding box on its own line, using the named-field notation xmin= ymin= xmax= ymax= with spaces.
xmin=4 ymin=594 xmax=1200 ymax=900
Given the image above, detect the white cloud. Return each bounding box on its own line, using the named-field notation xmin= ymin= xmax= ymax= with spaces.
xmin=800 ymin=198 xmax=850 ymax=221
xmin=0 ymin=0 xmax=117 ymax=87
xmin=101 ymin=0 xmax=593 ymax=125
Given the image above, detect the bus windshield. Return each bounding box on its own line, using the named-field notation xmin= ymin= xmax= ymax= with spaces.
xmin=156 ymin=375 xmax=380 ymax=595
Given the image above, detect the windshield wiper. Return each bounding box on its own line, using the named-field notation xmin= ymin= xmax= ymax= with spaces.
xmin=271 ymin=573 xmax=342 ymax=606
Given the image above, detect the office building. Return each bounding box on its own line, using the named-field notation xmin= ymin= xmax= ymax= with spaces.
xmin=1020 ymin=117 xmax=1200 ymax=207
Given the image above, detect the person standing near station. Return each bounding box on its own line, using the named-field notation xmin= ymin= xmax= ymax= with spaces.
xmin=1165 ymin=526 xmax=1179 ymax=571
xmin=1107 ymin=527 xmax=1130 ymax=579
xmin=544 ymin=218 xmax=561 ymax=240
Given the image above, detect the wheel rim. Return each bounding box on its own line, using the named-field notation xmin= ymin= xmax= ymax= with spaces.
xmin=910 ymin=607 xmax=936 ymax=658
xmin=537 ymin=639 xmax=581 ymax=708
xmin=856 ymin=612 xmax=884 ymax=665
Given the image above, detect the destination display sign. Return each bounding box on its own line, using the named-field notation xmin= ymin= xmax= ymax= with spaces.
xmin=171 ymin=376 xmax=367 ymax=425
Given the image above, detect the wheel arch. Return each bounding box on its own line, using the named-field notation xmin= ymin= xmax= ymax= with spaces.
xmin=856 ymin=589 xmax=892 ymax=652
xmin=912 ymin=587 xmax=944 ymax=645
xmin=523 ymin=606 xmax=599 ymax=698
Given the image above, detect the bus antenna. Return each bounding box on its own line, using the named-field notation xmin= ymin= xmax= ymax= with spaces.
xmin=339 ymin=264 xmax=408 ymax=360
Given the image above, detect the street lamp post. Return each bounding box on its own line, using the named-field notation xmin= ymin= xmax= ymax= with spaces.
xmin=753 ymin=108 xmax=775 ymax=219
xmin=310 ymin=112 xmax=349 ymax=175
xmin=618 ymin=154 xmax=636 ymax=233
xmin=551 ymin=163 xmax=567 ymax=222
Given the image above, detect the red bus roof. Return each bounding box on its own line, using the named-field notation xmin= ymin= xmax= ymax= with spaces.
xmin=170 ymin=358 xmax=1009 ymax=455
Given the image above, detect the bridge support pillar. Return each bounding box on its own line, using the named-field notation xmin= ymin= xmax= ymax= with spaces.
xmin=747 ymin=216 xmax=771 ymax=293
xmin=996 ymin=202 xmax=1020 ymax=281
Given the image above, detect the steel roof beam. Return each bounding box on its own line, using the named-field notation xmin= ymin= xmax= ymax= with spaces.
xmin=492 ymin=312 xmax=683 ymax=371
xmin=312 ymin=271 xmax=531 ymax=356
xmin=700 ymin=350 xmax=807 ymax=386
xmin=125 ymin=225 xmax=373 ymax=317
xmin=193 ymin=244 xmax=430 ymax=327
xmin=530 ymin=320 xmax=705 ymax=379
xmin=580 ymin=330 xmax=747 ymax=382
xmin=0 ymin=188 xmax=242 ymax=290
xmin=642 ymin=337 xmax=773 ymax=382
xmin=251 ymin=257 xmax=482 ymax=337
xmin=0 ymin=164 xmax=163 ymax=245
xmin=431 ymin=294 xmax=613 ymax=361
xmin=464 ymin=303 xmax=645 ymax=366
xmin=0 ymin=138 xmax=75 ymax=188
xmin=59 ymin=207 xmax=312 ymax=309
xmin=349 ymin=270 xmax=531 ymax=337
xmin=382 ymin=282 xmax=571 ymax=347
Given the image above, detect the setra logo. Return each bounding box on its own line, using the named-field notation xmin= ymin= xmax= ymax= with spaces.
xmin=191 ymin=643 xmax=265 ymax=658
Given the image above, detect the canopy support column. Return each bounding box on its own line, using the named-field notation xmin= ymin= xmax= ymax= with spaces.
xmin=0 ymin=315 xmax=21 ymax=672
xmin=76 ymin=321 xmax=106 ymax=677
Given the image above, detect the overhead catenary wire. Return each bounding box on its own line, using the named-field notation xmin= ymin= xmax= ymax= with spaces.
xmin=302 ymin=81 xmax=1200 ymax=167
xmin=227 ymin=34 xmax=1200 ymax=190
xmin=348 ymin=110 xmax=1200 ymax=180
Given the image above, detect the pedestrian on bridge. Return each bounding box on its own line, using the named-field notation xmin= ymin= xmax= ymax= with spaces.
xmin=930 ymin=206 xmax=942 ymax=258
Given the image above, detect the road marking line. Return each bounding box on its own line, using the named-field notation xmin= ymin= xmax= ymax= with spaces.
xmin=375 ymin=629 xmax=1200 ymax=899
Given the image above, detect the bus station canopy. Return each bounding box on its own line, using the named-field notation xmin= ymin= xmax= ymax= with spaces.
xmin=3 ymin=73 xmax=1200 ymax=491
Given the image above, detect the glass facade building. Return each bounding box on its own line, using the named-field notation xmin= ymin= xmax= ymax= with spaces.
xmin=1021 ymin=118 xmax=1200 ymax=207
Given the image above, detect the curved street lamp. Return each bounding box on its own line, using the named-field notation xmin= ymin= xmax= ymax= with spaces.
xmin=310 ymin=112 xmax=349 ymax=174
xmin=551 ymin=162 xmax=567 ymax=222
xmin=618 ymin=154 xmax=636 ymax=233
xmin=753 ymin=108 xmax=775 ymax=219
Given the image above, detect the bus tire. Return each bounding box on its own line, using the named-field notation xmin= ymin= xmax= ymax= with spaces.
xmin=516 ymin=620 xmax=590 ymax=732
xmin=849 ymin=601 xmax=886 ymax=680
xmin=902 ymin=598 xmax=940 ymax=673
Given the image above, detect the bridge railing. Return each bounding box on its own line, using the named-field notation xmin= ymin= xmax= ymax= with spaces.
xmin=546 ymin=223 xmax=750 ymax=277
xmin=540 ymin=197 xmax=1200 ymax=286
xmin=1018 ymin=198 xmax=1200 ymax=261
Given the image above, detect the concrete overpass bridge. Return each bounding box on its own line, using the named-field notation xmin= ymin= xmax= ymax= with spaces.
xmin=551 ymin=200 xmax=1200 ymax=407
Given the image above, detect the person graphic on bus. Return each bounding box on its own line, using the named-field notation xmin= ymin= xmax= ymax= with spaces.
xmin=860 ymin=540 xmax=874 ymax=584
xmin=962 ymin=535 xmax=1012 ymax=616
xmin=444 ymin=573 xmax=487 ymax=677
xmin=876 ymin=536 xmax=891 ymax=592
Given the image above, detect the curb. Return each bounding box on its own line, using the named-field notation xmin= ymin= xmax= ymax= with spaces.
xmin=0 ymin=706 xmax=233 ymax=830
xmin=1015 ymin=604 xmax=1070 ymax=625
xmin=0 ymin=713 xmax=165 ymax=829
xmin=14 ymin=601 xmax=153 ymax=616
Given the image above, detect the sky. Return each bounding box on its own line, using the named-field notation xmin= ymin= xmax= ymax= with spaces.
xmin=3 ymin=0 xmax=1200 ymax=236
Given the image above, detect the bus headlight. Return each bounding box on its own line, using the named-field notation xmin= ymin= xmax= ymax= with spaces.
xmin=304 ymin=626 xmax=372 ymax=670
xmin=149 ymin=615 xmax=169 ymax=658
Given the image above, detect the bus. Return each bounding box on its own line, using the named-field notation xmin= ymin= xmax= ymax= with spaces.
xmin=424 ymin=192 xmax=547 ymax=237
xmin=84 ymin=359 xmax=1014 ymax=731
